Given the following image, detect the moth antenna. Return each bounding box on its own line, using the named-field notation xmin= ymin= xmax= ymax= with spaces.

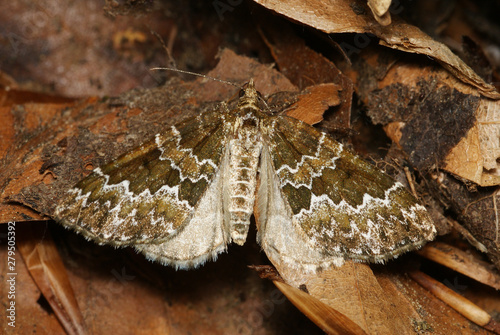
xmin=150 ymin=67 xmax=240 ymax=88
xmin=149 ymin=30 xmax=177 ymax=68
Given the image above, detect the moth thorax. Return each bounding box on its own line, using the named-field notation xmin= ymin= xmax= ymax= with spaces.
xmin=227 ymin=132 xmax=262 ymax=245
xmin=237 ymin=100 xmax=260 ymax=112
xmin=236 ymin=85 xmax=260 ymax=111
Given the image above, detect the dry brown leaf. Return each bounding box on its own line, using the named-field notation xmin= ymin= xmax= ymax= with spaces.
xmin=287 ymin=83 xmax=341 ymax=125
xmin=16 ymin=222 xmax=86 ymax=335
xmin=367 ymin=0 xmax=392 ymax=25
xmin=1 ymin=228 xmax=67 ymax=333
xmin=205 ymin=49 xmax=298 ymax=97
xmin=444 ymin=99 xmax=500 ymax=186
xmin=274 ymin=261 xmax=418 ymax=334
xmin=376 ymin=21 xmax=499 ymax=99
xmin=273 ymin=280 xmax=367 ymax=334
xmin=258 ymin=12 xmax=354 ymax=130
xmin=253 ymin=0 xmax=500 ymax=99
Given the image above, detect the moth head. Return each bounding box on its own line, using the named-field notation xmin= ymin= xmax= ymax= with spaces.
xmin=237 ymin=78 xmax=267 ymax=110
xmin=239 ymin=79 xmax=257 ymax=97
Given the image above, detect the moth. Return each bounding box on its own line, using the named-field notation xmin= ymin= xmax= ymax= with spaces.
xmin=54 ymin=79 xmax=436 ymax=272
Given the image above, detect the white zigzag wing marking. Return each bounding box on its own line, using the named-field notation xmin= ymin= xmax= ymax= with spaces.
xmin=256 ymin=144 xmax=345 ymax=273
xmin=257 ymin=114 xmax=436 ymax=271
xmin=136 ymin=146 xmax=231 ymax=269
xmin=54 ymin=109 xmax=229 ymax=246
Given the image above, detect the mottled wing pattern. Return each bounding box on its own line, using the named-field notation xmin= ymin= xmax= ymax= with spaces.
xmin=55 ymin=109 xmax=232 ymax=267
xmin=55 ymin=80 xmax=436 ymax=272
xmin=257 ymin=115 xmax=436 ymax=271
xmin=134 ymin=146 xmax=230 ymax=268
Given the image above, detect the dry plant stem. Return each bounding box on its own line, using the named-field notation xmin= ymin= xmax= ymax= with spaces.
xmin=403 ymin=166 xmax=418 ymax=198
xmin=409 ymin=271 xmax=500 ymax=334
xmin=273 ymin=281 xmax=367 ymax=335
xmin=447 ymin=218 xmax=488 ymax=252
xmin=417 ymin=242 xmax=500 ymax=290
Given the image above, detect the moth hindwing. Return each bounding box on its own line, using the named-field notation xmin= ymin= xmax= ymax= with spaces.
xmin=55 ymin=79 xmax=436 ymax=271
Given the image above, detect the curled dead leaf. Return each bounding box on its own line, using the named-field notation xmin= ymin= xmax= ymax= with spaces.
xmin=253 ymin=0 xmax=500 ymax=99
xmin=367 ymin=0 xmax=392 ymax=25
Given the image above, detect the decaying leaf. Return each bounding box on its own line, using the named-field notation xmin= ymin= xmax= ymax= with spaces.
xmin=286 ymin=83 xmax=341 ymax=125
xmin=257 ymin=17 xmax=354 ymax=130
xmin=253 ymin=0 xmax=499 ymax=99
xmin=274 ymin=280 xmax=368 ymax=335
xmin=16 ymin=222 xmax=87 ymax=335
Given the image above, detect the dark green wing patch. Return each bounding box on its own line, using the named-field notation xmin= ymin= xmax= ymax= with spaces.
xmin=263 ymin=115 xmax=436 ymax=263
xmin=54 ymin=110 xmax=229 ymax=245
